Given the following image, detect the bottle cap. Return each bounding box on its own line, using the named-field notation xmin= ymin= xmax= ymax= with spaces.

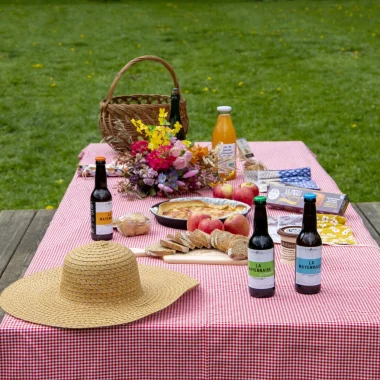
xmin=217 ymin=106 xmax=232 ymax=113
xmin=254 ymin=196 xmax=266 ymax=205
xmin=95 ymin=156 xmax=106 ymax=162
xmin=172 ymin=88 xmax=180 ymax=95
xmin=304 ymin=193 xmax=316 ymax=202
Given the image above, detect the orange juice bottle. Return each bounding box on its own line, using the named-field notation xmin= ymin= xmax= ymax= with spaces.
xmin=212 ymin=106 xmax=236 ymax=180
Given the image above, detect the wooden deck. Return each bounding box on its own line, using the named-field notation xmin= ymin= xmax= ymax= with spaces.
xmin=0 ymin=204 xmax=379 ymax=322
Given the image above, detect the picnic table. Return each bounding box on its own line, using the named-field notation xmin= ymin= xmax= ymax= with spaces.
xmin=1 ymin=141 xmax=380 ymax=380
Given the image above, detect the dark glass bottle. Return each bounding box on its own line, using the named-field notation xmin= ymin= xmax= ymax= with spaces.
xmin=248 ymin=196 xmax=275 ymax=298
xmin=170 ymin=88 xmax=186 ymax=140
xmin=295 ymin=193 xmax=322 ymax=294
xmin=90 ymin=156 xmax=113 ymax=241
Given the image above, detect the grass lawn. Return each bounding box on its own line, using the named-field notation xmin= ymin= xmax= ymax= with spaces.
xmin=1 ymin=0 xmax=379 ymax=210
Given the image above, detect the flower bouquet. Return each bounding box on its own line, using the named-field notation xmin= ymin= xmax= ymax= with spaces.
xmin=116 ymin=109 xmax=233 ymax=199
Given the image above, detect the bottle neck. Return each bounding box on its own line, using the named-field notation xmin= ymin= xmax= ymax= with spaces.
xmin=253 ymin=204 xmax=269 ymax=235
xmin=95 ymin=163 xmax=107 ymax=189
xmin=302 ymin=202 xmax=317 ymax=232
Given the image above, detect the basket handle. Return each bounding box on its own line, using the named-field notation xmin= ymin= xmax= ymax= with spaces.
xmin=104 ymin=55 xmax=181 ymax=107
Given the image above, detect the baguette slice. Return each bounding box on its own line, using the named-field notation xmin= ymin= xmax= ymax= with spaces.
xmin=166 ymin=232 xmax=195 ymax=250
xmin=227 ymin=237 xmax=249 ymax=260
xmin=145 ymin=243 xmax=175 ymax=257
xmin=160 ymin=239 xmax=189 ymax=253
xmin=178 ymin=232 xmax=196 ymax=249
xmin=193 ymin=229 xmax=211 ymax=249
xmin=185 ymin=231 xmax=204 ymax=249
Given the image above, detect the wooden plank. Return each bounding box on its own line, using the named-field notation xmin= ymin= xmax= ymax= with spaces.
xmin=0 ymin=210 xmax=36 ymax=278
xmin=352 ymin=204 xmax=380 ymax=245
xmin=356 ymin=203 xmax=380 ymax=236
xmin=0 ymin=210 xmax=55 ymax=321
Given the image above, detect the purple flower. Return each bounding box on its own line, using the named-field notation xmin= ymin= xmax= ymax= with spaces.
xmin=158 ymin=173 xmax=167 ymax=184
xmin=143 ymin=178 xmax=155 ymax=186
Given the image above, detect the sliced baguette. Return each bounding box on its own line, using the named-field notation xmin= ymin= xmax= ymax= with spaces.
xmin=145 ymin=243 xmax=175 ymax=257
xmin=227 ymin=237 xmax=249 ymax=260
xmin=193 ymin=229 xmax=211 ymax=249
xmin=160 ymin=239 xmax=189 ymax=253
xmin=185 ymin=231 xmax=204 ymax=249
xmin=179 ymin=232 xmax=196 ymax=249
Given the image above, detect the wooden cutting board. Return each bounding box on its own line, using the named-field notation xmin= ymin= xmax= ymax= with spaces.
xmin=163 ymin=249 xmax=247 ymax=265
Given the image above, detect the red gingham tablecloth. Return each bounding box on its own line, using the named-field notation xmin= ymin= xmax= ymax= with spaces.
xmin=1 ymin=142 xmax=379 ymax=380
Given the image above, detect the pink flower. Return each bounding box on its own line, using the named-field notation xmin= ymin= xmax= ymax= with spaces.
xmin=158 ymin=183 xmax=173 ymax=193
xmin=177 ymin=180 xmax=186 ymax=187
xmin=184 ymin=150 xmax=193 ymax=161
xmin=170 ymin=148 xmax=181 ymax=157
xmin=173 ymin=140 xmax=186 ymax=151
xmin=182 ymin=169 xmax=199 ymax=178
xmin=173 ymin=157 xmax=187 ymax=170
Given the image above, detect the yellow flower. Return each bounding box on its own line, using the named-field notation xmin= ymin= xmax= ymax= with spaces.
xmin=55 ymin=179 xmax=63 ymax=185
xmin=33 ymin=42 xmax=38 ymax=46
xmin=207 ymin=76 xmax=212 ymax=80
xmin=320 ymin=35 xmax=324 ymax=39
xmin=158 ymin=108 xmax=168 ymax=119
xmin=80 ymin=34 xmax=85 ymax=38
xmin=182 ymin=140 xmax=192 ymax=147
xmin=260 ymin=91 xmax=265 ymax=95
xmin=212 ymin=89 xmax=217 ymax=93
xmin=173 ymin=121 xmax=182 ymax=134
xmin=45 ymin=205 xmax=54 ymax=210
xmin=185 ymin=90 xmax=189 ymax=94
xmin=372 ymin=33 xmax=376 ymax=37
xmin=87 ymin=75 xmax=92 ymax=79
xmin=50 ymin=83 xmax=56 ymax=87
xmin=277 ymin=87 xmax=282 ymax=91
xmin=70 ymin=47 xmax=75 ymax=52
xmin=202 ymin=87 xmax=209 ymax=92
xmin=85 ymin=61 xmax=89 ymax=64
xmin=352 ymin=124 xmax=357 ymax=128
xmin=137 ymin=44 xmax=141 ymax=48
xmin=58 ymin=42 xmax=62 ymax=46
xmin=238 ymin=81 xmax=243 ymax=86
xmin=32 ymin=64 xmax=43 ymax=68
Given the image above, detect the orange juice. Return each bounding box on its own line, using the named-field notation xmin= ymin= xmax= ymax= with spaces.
xmin=212 ymin=106 xmax=236 ymax=180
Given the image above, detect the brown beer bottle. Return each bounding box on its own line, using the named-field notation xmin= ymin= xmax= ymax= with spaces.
xmin=91 ymin=156 xmax=113 ymax=241
xmin=248 ymin=196 xmax=275 ymax=298
xmin=295 ymin=193 xmax=322 ymax=294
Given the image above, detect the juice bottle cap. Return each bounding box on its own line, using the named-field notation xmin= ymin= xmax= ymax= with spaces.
xmin=95 ymin=156 xmax=106 ymax=162
xmin=304 ymin=193 xmax=316 ymax=202
xmin=254 ymin=196 xmax=266 ymax=205
xmin=217 ymin=106 xmax=232 ymax=113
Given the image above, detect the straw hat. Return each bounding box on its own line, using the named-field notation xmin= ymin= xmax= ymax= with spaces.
xmin=0 ymin=241 xmax=199 ymax=329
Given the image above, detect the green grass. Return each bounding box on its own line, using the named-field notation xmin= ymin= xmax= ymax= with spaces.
xmin=1 ymin=0 xmax=379 ymax=210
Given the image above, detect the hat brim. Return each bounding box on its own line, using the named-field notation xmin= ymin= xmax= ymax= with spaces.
xmin=0 ymin=264 xmax=199 ymax=329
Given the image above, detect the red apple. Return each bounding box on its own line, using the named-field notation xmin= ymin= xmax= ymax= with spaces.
xmin=198 ymin=218 xmax=225 ymax=234
xmin=232 ymin=187 xmax=254 ymax=206
xmin=213 ymin=183 xmax=233 ymax=199
xmin=224 ymin=214 xmax=250 ymax=236
xmin=187 ymin=212 xmax=211 ymax=232
xmin=240 ymin=182 xmax=259 ymax=198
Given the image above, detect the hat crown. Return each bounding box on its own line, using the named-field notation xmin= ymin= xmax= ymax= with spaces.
xmin=60 ymin=241 xmax=143 ymax=304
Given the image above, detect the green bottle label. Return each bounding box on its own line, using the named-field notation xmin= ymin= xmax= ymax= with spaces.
xmin=248 ymin=248 xmax=275 ymax=289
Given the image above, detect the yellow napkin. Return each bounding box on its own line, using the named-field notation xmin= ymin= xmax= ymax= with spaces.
xmin=317 ymin=214 xmax=356 ymax=245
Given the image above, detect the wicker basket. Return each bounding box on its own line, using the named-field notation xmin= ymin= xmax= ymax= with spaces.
xmin=99 ymin=55 xmax=189 ymax=152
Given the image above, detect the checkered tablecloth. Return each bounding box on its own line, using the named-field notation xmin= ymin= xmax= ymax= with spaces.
xmin=1 ymin=142 xmax=379 ymax=380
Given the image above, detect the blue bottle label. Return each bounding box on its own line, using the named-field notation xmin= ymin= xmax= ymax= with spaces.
xmin=295 ymin=245 xmax=322 ymax=286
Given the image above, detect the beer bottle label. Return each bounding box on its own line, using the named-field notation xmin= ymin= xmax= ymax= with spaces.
xmin=218 ymin=143 xmax=236 ymax=174
xmin=295 ymin=245 xmax=322 ymax=286
xmin=248 ymin=248 xmax=275 ymax=289
xmin=92 ymin=201 xmax=112 ymax=235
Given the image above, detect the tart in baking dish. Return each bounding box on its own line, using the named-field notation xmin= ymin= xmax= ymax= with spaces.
xmin=157 ymin=200 xmax=246 ymax=220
